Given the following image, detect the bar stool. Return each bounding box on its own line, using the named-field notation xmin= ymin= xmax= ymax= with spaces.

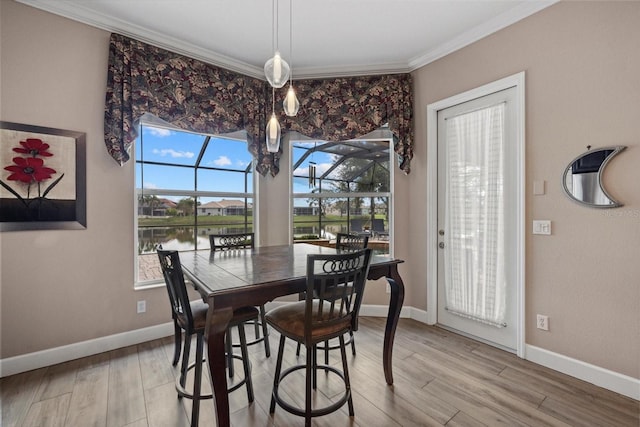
xmin=296 ymin=232 xmax=369 ymax=362
xmin=158 ymin=249 xmax=255 ymax=427
xmin=266 ymin=249 xmax=372 ymax=426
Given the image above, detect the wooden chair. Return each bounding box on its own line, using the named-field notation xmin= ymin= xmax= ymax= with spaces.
xmin=157 ymin=249 xmax=255 ymax=427
xmin=209 ymin=232 xmax=271 ymax=359
xmin=266 ymin=249 xmax=372 ymax=426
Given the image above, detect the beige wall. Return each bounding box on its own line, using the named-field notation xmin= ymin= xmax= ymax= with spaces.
xmin=410 ymin=1 xmax=639 ymax=378
xmin=0 ymin=0 xmax=166 ymax=357
xmin=1 ymin=0 xmax=638 ymax=381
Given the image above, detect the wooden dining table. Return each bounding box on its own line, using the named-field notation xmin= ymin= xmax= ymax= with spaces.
xmin=180 ymin=243 xmax=405 ymax=427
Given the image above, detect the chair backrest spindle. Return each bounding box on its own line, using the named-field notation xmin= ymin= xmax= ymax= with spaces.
xmin=335 ymin=232 xmax=369 ymax=251
xmin=209 ymin=232 xmax=254 ymax=252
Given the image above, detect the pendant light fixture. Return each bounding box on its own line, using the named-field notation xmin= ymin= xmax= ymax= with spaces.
xmin=283 ymin=0 xmax=299 ymax=117
xmin=266 ymin=87 xmax=281 ymax=153
xmin=264 ymin=0 xmax=290 ymax=89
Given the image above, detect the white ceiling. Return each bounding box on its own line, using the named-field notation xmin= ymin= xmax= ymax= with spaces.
xmin=18 ymin=0 xmax=556 ymax=79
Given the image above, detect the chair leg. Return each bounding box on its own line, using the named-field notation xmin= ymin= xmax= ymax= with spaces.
xmin=295 ymin=292 xmax=305 ymax=358
xmin=179 ymin=333 xmax=192 ymax=389
xmin=191 ymin=333 xmax=204 ymax=427
xmin=339 ymin=334 xmax=354 ymax=416
xmin=305 ymin=344 xmax=313 ymax=427
xmin=172 ymin=319 xmax=182 ymax=366
xmin=237 ymin=323 xmax=254 ymax=403
xmin=270 ymin=335 xmax=287 ymax=414
xmin=324 ymin=340 xmax=330 ymax=365
xmin=259 ymin=304 xmax=271 ymax=357
xmin=312 ymin=344 xmax=317 ymax=390
xmin=350 ymin=331 xmax=356 ymax=356
xmin=253 ymin=319 xmax=260 ymax=339
xmin=226 ymin=329 xmax=234 ymax=378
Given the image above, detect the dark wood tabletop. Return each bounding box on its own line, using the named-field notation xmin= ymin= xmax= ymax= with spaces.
xmin=180 ymin=243 xmax=405 ymax=427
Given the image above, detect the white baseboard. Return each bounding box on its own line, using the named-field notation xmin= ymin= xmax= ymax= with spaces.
xmin=359 ymin=303 xmax=413 ymax=318
xmin=525 ymin=345 xmax=639 ymax=400
xmin=0 ymin=322 xmax=174 ymax=378
xmin=407 ymin=306 xmax=429 ymax=323
xmin=2 ymin=309 xmax=637 ymax=401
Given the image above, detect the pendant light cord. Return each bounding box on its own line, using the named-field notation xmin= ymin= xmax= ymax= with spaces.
xmin=275 ymin=0 xmax=279 ymax=52
xmin=271 ymin=0 xmax=275 ymax=54
xmin=289 ymin=0 xmax=293 ymax=83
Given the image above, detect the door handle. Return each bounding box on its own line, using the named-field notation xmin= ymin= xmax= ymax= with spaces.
xmin=438 ymin=229 xmax=445 ymax=236
xmin=438 ymin=242 xmax=445 ymax=249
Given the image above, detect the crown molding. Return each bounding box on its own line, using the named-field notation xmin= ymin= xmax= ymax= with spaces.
xmin=16 ymin=0 xmax=265 ymax=78
xmin=18 ymin=0 xmax=557 ymax=79
xmin=291 ymin=62 xmax=410 ymax=80
xmin=408 ymin=0 xmax=559 ymax=71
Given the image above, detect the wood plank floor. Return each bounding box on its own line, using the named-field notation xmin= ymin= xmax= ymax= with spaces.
xmin=2 ymin=318 xmax=638 ymax=426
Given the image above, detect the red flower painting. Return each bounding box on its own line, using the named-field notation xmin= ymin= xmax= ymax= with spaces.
xmin=12 ymin=138 xmax=54 ymax=157
xmin=1 ymin=137 xmax=64 ymax=214
xmin=5 ymin=157 xmax=57 ymax=183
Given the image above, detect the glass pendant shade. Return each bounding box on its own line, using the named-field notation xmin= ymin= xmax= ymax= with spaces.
xmin=283 ymin=84 xmax=300 ymax=117
xmin=264 ymin=51 xmax=290 ymax=88
xmin=265 ymin=112 xmax=281 ymax=153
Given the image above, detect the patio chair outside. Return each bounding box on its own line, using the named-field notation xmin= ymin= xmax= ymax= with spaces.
xmin=372 ymin=218 xmax=389 ymax=240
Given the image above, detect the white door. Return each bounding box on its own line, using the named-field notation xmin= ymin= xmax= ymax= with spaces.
xmin=436 ymin=87 xmax=518 ymax=351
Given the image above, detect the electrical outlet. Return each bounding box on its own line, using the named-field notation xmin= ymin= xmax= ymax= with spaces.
xmin=137 ymin=300 xmax=146 ymax=314
xmin=536 ymin=314 xmax=549 ymax=331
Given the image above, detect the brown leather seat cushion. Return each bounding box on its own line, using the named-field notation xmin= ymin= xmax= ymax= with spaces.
xmin=266 ymin=300 xmax=351 ymax=342
xmin=174 ymin=300 xmax=208 ymax=331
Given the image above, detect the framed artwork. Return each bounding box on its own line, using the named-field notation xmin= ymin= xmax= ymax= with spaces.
xmin=0 ymin=121 xmax=86 ymax=231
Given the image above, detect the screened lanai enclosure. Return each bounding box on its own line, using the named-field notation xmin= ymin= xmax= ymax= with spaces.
xmin=135 ymin=124 xmax=391 ymax=284
xmin=291 ymin=138 xmax=391 ymax=245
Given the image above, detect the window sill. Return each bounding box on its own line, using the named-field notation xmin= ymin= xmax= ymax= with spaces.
xmin=135 ymin=280 xmax=164 ymax=291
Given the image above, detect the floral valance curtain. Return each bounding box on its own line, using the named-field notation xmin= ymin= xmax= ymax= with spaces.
xmin=104 ymin=33 xmax=273 ymax=175
xmin=277 ymin=74 xmax=413 ymax=173
xmin=104 ymin=33 xmax=413 ymax=176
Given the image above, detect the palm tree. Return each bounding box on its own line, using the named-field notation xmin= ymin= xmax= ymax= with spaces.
xmin=176 ymin=197 xmax=196 ymax=217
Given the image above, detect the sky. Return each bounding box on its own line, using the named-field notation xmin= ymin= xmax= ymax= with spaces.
xmin=136 ymin=125 xmax=334 ymax=203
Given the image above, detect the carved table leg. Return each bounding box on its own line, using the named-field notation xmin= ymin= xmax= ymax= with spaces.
xmin=204 ymin=303 xmax=233 ymax=427
xmin=384 ymin=266 xmax=405 ymax=384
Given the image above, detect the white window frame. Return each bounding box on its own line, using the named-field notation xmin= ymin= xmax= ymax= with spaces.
xmin=133 ymin=124 xmax=256 ymax=289
xmin=288 ymin=133 xmax=394 ymax=255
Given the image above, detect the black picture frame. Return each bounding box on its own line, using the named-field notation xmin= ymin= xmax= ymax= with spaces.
xmin=0 ymin=121 xmax=86 ymax=231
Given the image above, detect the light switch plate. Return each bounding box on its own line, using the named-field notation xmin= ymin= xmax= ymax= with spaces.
xmin=533 ymin=180 xmax=546 ymax=195
xmin=533 ymin=220 xmax=551 ymax=235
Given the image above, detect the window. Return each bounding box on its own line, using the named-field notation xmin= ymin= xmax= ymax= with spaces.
xmin=291 ymin=137 xmax=392 ymax=254
xmin=135 ymin=124 xmax=254 ymax=286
